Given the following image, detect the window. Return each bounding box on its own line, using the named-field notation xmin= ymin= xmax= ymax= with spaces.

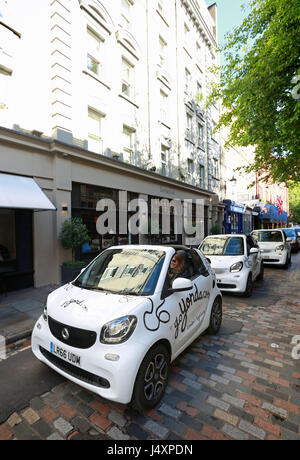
xmin=199 ymin=164 xmax=205 ymax=188
xmin=87 ymin=28 xmax=103 ymax=77
xmin=184 ymin=23 xmax=190 ymax=48
xmin=121 ymin=0 xmax=131 ymax=31
xmin=161 ymin=146 xmax=168 ymax=176
xmin=122 ymin=58 xmax=134 ymax=99
xmin=197 ymin=122 xmax=204 ymax=148
xmin=158 ymin=35 xmax=167 ymax=67
xmin=212 ymin=158 xmax=218 ymax=178
xmin=186 ymin=112 xmax=192 ymax=139
xmin=159 ymin=90 xmax=168 ymax=123
xmin=123 ymin=126 xmax=135 ymax=163
xmin=185 ymin=68 xmax=191 ymax=94
xmin=187 ymin=159 xmax=194 ymax=175
xmin=196 ymin=81 xmax=203 ymax=104
xmin=88 ymin=109 xmax=103 ymax=154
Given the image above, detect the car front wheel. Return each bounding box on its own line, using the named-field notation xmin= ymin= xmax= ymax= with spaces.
xmin=243 ymin=274 xmax=253 ymax=297
xmin=206 ymin=296 xmax=222 ymax=335
xmin=131 ymin=344 xmax=170 ymax=411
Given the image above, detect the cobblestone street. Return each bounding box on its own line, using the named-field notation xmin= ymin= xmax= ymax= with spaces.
xmin=0 ymin=253 xmax=299 ymax=441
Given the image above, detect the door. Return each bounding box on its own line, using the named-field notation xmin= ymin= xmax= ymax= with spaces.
xmin=168 ymin=249 xmax=212 ymax=355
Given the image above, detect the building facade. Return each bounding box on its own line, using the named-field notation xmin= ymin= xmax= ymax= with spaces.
xmin=0 ymin=0 xmax=223 ymax=289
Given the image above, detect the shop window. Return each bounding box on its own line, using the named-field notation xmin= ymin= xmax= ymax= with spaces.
xmin=0 ymin=209 xmax=16 ymax=263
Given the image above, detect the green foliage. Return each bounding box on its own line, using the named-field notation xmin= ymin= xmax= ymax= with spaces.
xmin=59 ymin=217 xmax=90 ymax=262
xmin=208 ymin=0 xmax=300 ymax=184
xmin=288 ymin=182 xmax=300 ymax=223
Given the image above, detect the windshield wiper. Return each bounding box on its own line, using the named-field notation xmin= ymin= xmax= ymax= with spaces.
xmin=118 ymin=290 xmax=140 ymax=296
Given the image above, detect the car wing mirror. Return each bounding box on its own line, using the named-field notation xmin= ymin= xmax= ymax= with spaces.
xmin=249 ymin=248 xmax=258 ymax=254
xmin=171 ymin=277 xmax=193 ymax=293
xmin=286 ymin=237 xmax=292 ymax=242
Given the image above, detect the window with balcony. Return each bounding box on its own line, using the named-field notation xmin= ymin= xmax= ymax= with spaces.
xmin=88 ymin=108 xmax=103 ymax=154
xmin=87 ymin=27 xmax=103 ymax=78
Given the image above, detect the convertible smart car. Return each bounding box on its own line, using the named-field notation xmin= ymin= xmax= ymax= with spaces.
xmin=251 ymin=229 xmax=291 ymax=268
xmin=199 ymin=234 xmax=263 ymax=297
xmin=32 ymin=245 xmax=222 ymax=410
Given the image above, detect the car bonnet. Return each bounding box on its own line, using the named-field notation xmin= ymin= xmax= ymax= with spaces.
xmin=46 ymin=284 xmax=147 ymax=330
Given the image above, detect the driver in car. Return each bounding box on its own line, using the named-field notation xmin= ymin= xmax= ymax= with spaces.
xmin=168 ymin=250 xmax=191 ymax=284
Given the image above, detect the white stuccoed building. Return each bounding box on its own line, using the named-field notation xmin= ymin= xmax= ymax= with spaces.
xmin=0 ymin=0 xmax=224 ymax=289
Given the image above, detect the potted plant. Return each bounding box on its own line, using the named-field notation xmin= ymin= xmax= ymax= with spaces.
xmin=59 ymin=217 xmax=90 ymax=284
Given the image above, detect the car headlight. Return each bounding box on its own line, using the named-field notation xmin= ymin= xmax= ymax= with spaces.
xmin=230 ymin=262 xmax=243 ymax=273
xmin=275 ymin=244 xmax=284 ymax=252
xmin=100 ymin=316 xmax=137 ymax=344
xmin=43 ymin=305 xmax=48 ymax=322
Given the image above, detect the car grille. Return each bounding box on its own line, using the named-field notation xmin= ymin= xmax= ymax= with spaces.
xmin=263 ymin=258 xmax=279 ymax=263
xmin=217 ymin=283 xmax=236 ymax=289
xmin=48 ymin=316 xmax=97 ymax=349
xmin=39 ymin=347 xmax=110 ymax=389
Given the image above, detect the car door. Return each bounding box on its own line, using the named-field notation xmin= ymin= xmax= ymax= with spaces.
xmin=246 ymin=235 xmax=260 ymax=278
xmin=166 ymin=249 xmax=212 ymax=355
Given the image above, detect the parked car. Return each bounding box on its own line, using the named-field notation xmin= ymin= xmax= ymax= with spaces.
xmin=250 ymin=229 xmax=291 ymax=268
xmin=292 ymin=226 xmax=300 ymax=249
xmin=32 ymin=245 xmax=222 ymax=410
xmin=199 ymin=234 xmax=263 ymax=297
xmin=280 ymin=228 xmax=299 ymax=253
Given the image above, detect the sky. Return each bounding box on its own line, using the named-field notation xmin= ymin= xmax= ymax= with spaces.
xmin=205 ymin=0 xmax=250 ymax=64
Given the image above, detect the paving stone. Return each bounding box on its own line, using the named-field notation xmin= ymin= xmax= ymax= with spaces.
xmin=14 ymin=422 xmax=41 ymax=440
xmin=71 ymin=416 xmax=91 ymax=434
xmin=207 ymin=396 xmax=230 ymax=411
xmin=222 ymin=423 xmax=251 ymax=440
xmin=108 ymin=410 xmax=127 ymax=427
xmin=47 ymin=432 xmax=65 ymax=441
xmin=159 ymin=403 xmax=181 ymax=420
xmin=238 ymin=420 xmax=266 ymax=440
xmin=53 ymin=417 xmax=74 ymax=437
xmin=262 ymin=402 xmax=288 ymax=419
xmin=107 ymin=426 xmax=130 ymax=440
xmin=7 ymin=412 xmax=22 ymax=428
xmin=32 ymin=420 xmax=53 ymax=439
xmin=144 ymin=420 xmax=169 ymax=439
xmin=21 ymin=408 xmax=40 ymax=425
xmin=127 ymin=423 xmax=149 ymax=440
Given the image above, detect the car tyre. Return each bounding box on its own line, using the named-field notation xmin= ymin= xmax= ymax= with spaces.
xmin=257 ymin=261 xmax=264 ymax=281
xmin=283 ymin=254 xmax=290 ymax=269
xmin=243 ymin=274 xmax=253 ymax=297
xmin=131 ymin=343 xmax=170 ymax=412
xmin=206 ymin=296 xmax=222 ymax=335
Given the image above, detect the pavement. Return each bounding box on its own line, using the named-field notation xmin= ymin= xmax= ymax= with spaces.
xmin=0 ymin=255 xmax=300 ymax=441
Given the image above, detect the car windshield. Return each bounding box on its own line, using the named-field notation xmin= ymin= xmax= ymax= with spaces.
xmin=282 ymin=229 xmax=296 ymax=238
xmin=252 ymin=231 xmax=283 ymax=243
xmin=73 ymin=248 xmax=165 ymax=296
xmin=200 ymin=236 xmax=244 ymax=256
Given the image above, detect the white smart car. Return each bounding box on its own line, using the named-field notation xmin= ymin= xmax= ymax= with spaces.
xmin=199 ymin=234 xmax=263 ymax=297
xmin=32 ymin=245 xmax=222 ymax=410
xmin=250 ymin=229 xmax=291 ymax=268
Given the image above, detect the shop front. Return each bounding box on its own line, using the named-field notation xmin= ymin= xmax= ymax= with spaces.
xmin=258 ymin=203 xmax=288 ymax=229
xmin=0 ymin=173 xmax=56 ymax=292
xmin=223 ymin=200 xmax=245 ymax=234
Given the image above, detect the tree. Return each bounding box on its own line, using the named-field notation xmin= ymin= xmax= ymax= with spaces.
xmin=209 ymin=0 xmax=300 ymax=184
xmin=288 ymin=182 xmax=300 ymax=223
xmin=59 ymin=217 xmax=90 ymax=263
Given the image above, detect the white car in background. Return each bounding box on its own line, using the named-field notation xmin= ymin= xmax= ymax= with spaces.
xmin=199 ymin=234 xmax=264 ymax=297
xmin=250 ymin=229 xmax=291 ymax=268
xmin=32 ymin=245 xmax=222 ymax=411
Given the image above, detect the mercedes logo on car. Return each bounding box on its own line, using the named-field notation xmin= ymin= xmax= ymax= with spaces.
xmin=62 ymin=328 xmax=70 ymax=341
